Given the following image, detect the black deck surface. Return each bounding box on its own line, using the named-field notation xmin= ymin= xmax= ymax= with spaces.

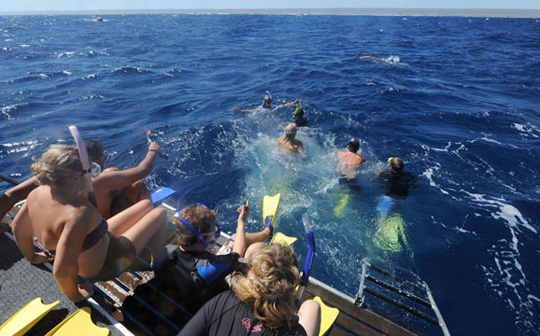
xmin=0 ymin=233 xmax=123 ymax=335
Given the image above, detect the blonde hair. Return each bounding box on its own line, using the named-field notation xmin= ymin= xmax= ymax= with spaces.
xmin=285 ymin=123 xmax=297 ymax=140
xmin=175 ymin=204 xmax=216 ymax=246
xmin=30 ymin=145 xmax=82 ymax=186
xmin=231 ymin=243 xmax=300 ymax=329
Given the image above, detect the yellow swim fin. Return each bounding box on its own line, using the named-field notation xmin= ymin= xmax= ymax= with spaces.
xmin=0 ymin=298 xmax=59 ymax=336
xmin=333 ymin=193 xmax=349 ymax=218
xmin=263 ymin=193 xmax=281 ymax=237
xmin=271 ymin=232 xmax=297 ymax=246
xmin=314 ymin=296 xmax=340 ymax=336
xmin=45 ymin=307 xmax=109 ymax=336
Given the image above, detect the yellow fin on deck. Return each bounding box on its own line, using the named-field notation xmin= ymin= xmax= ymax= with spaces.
xmin=314 ymin=296 xmax=340 ymax=336
xmin=44 ymin=307 xmax=109 ymax=336
xmin=0 ymin=298 xmax=59 ymax=336
xmin=270 ymin=232 xmax=297 ymax=246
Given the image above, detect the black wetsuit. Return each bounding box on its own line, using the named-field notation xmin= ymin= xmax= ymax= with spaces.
xmin=155 ymin=245 xmax=240 ymax=312
xmin=178 ymin=290 xmax=307 ymax=336
xmin=377 ymin=170 xmax=418 ymax=198
xmin=122 ymin=245 xmax=240 ymax=335
xmin=294 ymin=116 xmax=308 ymax=127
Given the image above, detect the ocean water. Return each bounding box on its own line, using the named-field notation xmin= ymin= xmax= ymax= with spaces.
xmin=1 ymin=14 xmax=539 ymax=335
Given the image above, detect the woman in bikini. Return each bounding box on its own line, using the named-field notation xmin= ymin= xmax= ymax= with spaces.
xmin=11 ymin=145 xmax=168 ymax=302
xmin=277 ymin=123 xmax=305 ymax=154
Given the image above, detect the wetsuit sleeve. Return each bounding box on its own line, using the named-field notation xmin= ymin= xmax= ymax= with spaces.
xmin=177 ymin=297 xmax=212 ymax=336
xmin=196 ymin=252 xmax=240 ymax=284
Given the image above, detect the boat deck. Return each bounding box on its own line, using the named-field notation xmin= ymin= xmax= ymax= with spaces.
xmin=1 ymin=204 xmax=447 ymax=336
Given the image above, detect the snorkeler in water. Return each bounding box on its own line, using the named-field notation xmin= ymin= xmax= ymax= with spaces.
xmin=293 ymin=105 xmax=308 ymax=127
xmin=234 ymin=93 xmax=301 ymax=113
xmin=356 ymin=55 xmax=401 ymax=64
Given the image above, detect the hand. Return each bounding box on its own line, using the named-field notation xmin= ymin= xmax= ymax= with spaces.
xmin=295 ymin=98 xmax=302 ymax=104
xmin=32 ymin=251 xmax=54 ymax=264
xmin=74 ymin=282 xmax=94 ymax=302
xmin=233 ymin=107 xmax=241 ymax=112
xmin=237 ymin=205 xmax=249 ymax=221
xmin=149 ymin=141 xmax=161 ymax=152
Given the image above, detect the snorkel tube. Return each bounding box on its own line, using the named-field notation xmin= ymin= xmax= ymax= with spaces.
xmin=69 ymin=125 xmax=97 ymax=207
xmin=293 ymin=104 xmax=300 ymax=118
xmin=297 ymin=212 xmax=316 ymax=302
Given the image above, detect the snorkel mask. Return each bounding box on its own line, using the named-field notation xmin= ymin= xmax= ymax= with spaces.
xmin=174 ymin=204 xmax=221 ymax=248
xmin=89 ymin=162 xmax=101 ymax=178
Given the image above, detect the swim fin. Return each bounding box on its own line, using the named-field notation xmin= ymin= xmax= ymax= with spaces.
xmin=263 ymin=194 xmax=281 ymax=240
xmin=150 ymin=187 xmax=176 ymax=206
xmin=314 ymin=296 xmax=340 ymax=336
xmin=270 ymin=232 xmax=297 ymax=246
xmin=0 ymin=298 xmax=59 ymax=336
xmin=333 ymin=193 xmax=349 ymax=218
xmin=44 ymin=307 xmax=109 ymax=336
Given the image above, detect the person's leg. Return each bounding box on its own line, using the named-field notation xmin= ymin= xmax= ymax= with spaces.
xmin=244 ymin=241 xmax=266 ymax=259
xmin=244 ymin=228 xmax=271 ymax=246
xmin=107 ymin=199 xmax=153 ymax=236
xmin=0 ymin=177 xmax=38 ymax=220
xmin=297 ymin=299 xmax=321 ymax=336
xmin=109 ymin=180 xmax=152 ymax=217
xmin=123 ymin=180 xmax=151 ymax=203
xmin=120 ymin=207 xmax=168 ymax=257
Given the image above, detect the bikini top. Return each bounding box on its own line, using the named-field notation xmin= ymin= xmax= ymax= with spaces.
xmin=36 ymin=218 xmax=109 ymax=257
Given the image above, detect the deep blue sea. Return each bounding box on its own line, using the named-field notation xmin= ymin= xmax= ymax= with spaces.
xmin=1 ymin=14 xmax=539 ymax=335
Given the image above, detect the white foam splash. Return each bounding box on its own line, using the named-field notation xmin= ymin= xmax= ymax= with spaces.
xmin=465 ymin=191 xmax=539 ymax=332
xmin=1 ymin=103 xmax=29 ymax=120
xmin=512 ymin=123 xmax=539 ymax=139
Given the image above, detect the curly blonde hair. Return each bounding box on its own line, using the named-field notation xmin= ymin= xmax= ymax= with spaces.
xmin=231 ymin=243 xmax=300 ymax=329
xmin=30 ymin=145 xmax=82 ymax=186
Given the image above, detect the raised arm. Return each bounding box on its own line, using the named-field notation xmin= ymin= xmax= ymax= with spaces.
xmin=234 ymin=106 xmax=261 ymax=113
xmin=278 ymin=98 xmax=302 ymax=108
xmin=232 ymin=205 xmax=248 ymax=257
xmin=93 ymin=141 xmax=160 ymax=193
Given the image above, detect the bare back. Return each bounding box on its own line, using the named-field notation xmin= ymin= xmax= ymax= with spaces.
xmin=23 ymin=186 xmax=109 ymax=277
xmin=337 ymin=151 xmax=366 ymax=180
xmin=277 ymin=135 xmax=305 ymax=154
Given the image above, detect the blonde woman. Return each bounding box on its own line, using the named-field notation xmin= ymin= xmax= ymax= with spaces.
xmin=179 ymin=243 xmax=320 ymax=336
xmin=277 ymin=123 xmax=305 ymax=154
xmin=12 ymin=145 xmax=167 ymax=302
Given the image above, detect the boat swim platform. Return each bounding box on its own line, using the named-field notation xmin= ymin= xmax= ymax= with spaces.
xmin=1 ymin=203 xmax=448 ymax=336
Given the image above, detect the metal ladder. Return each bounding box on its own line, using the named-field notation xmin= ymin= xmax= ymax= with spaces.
xmin=355 ymin=259 xmax=451 ymax=336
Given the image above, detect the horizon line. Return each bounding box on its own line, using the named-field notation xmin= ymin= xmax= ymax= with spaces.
xmin=1 ymin=8 xmax=540 ymax=18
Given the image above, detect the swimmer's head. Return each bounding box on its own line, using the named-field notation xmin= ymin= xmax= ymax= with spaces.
xmin=263 ymin=95 xmax=272 ymax=106
xmin=175 ymin=204 xmax=216 ymax=247
xmin=84 ymin=140 xmax=106 ymax=169
xmin=347 ymin=138 xmax=360 ymax=153
xmin=388 ymin=157 xmax=404 ymax=173
xmin=285 ymin=123 xmax=297 ymax=139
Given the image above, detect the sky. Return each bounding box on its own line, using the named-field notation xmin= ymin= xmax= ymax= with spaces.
xmin=2 ymin=0 xmax=540 ymax=12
